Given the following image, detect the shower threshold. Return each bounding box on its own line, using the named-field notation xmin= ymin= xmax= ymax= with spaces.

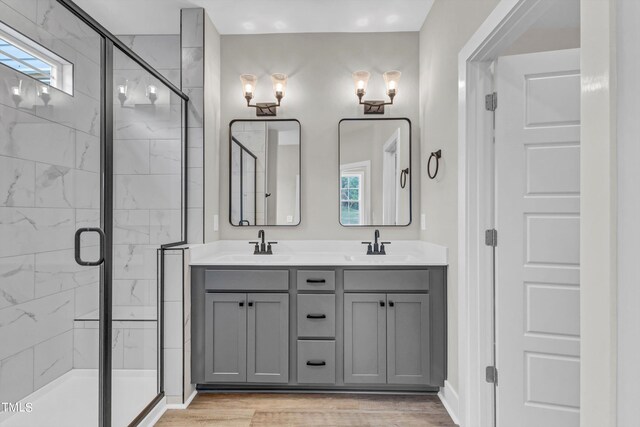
xmin=0 ymin=369 xmax=156 ymax=427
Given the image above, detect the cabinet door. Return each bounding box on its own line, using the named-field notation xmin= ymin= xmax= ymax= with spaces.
xmin=204 ymin=293 xmax=247 ymax=382
xmin=344 ymin=293 xmax=387 ymax=384
xmin=247 ymin=293 xmax=289 ymax=383
xmin=387 ymin=293 xmax=430 ymax=384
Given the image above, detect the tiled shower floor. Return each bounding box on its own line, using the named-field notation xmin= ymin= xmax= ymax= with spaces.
xmin=0 ymin=369 xmax=156 ymax=427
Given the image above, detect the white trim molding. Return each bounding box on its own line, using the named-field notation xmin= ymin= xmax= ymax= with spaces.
xmin=138 ymin=396 xmax=168 ymax=427
xmin=459 ymin=1 xmax=617 ymax=426
xmin=457 ymin=1 xmax=559 ymax=426
xmin=438 ymin=381 xmax=460 ymax=426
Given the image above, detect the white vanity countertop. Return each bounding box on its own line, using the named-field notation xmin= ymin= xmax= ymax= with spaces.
xmin=188 ymin=240 xmax=448 ymax=266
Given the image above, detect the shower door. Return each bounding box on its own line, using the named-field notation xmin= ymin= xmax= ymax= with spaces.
xmin=109 ymin=45 xmax=186 ymax=426
xmin=0 ymin=1 xmax=187 ymax=426
xmin=0 ymin=1 xmax=105 ymax=427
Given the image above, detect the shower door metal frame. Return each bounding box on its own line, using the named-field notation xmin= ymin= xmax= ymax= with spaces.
xmin=56 ymin=1 xmax=190 ymax=426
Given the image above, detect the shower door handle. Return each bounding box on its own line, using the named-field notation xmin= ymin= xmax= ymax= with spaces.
xmin=74 ymin=227 xmax=106 ymax=266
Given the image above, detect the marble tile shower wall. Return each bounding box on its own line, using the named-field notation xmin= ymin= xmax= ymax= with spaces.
xmin=110 ymin=38 xmax=182 ymax=319
xmin=0 ymin=0 xmax=102 ymax=404
xmin=104 ymin=42 xmax=183 ymax=370
xmin=182 ymin=8 xmax=205 ymax=244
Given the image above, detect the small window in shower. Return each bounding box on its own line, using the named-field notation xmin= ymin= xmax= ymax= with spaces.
xmin=0 ymin=21 xmax=74 ymax=95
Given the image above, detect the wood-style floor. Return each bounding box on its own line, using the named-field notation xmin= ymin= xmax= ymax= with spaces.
xmin=155 ymin=393 xmax=456 ymax=426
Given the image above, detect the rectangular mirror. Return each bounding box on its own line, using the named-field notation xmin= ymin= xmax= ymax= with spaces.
xmin=230 ymin=119 xmax=301 ymax=226
xmin=339 ymin=118 xmax=411 ymax=226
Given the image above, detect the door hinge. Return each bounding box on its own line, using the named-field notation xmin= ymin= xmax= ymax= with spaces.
xmin=486 ymin=366 xmax=498 ymax=384
xmin=485 ymin=229 xmax=498 ymax=247
xmin=485 ymin=92 xmax=497 ymax=111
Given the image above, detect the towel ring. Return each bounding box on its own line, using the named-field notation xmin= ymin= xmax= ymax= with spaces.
xmin=400 ymin=168 xmax=410 ymax=189
xmin=427 ymin=150 xmax=442 ymax=179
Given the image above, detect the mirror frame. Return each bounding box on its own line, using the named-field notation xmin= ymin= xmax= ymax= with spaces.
xmin=228 ymin=118 xmax=302 ymax=227
xmin=338 ymin=117 xmax=412 ymax=227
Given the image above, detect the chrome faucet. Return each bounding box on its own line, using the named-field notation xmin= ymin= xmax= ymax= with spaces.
xmin=250 ymin=230 xmax=277 ymax=255
xmin=362 ymin=229 xmax=390 ymax=255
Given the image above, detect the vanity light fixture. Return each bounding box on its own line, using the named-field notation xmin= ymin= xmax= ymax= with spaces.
xmin=146 ymin=84 xmax=158 ymax=105
xmin=10 ymin=81 xmax=22 ymax=107
xmin=38 ymin=85 xmax=51 ymax=107
xmin=240 ymin=73 xmax=287 ymax=116
xmin=117 ymin=83 xmax=128 ymax=107
xmin=353 ymin=70 xmax=401 ymax=114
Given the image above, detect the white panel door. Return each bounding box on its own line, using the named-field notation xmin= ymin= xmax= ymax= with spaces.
xmin=495 ymin=49 xmax=580 ymax=427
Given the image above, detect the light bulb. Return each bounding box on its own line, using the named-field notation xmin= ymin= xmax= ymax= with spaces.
xmin=11 ymin=86 xmax=20 ymax=96
xmin=118 ymin=85 xmax=126 ymax=94
xmin=357 ymin=80 xmax=365 ymax=90
xmin=245 ymin=84 xmax=253 ymax=94
xmin=388 ymin=81 xmax=396 ymax=90
xmin=41 ymin=86 xmax=49 ymax=95
xmin=275 ymin=83 xmax=283 ymax=92
xmin=148 ymin=85 xmax=157 ymax=94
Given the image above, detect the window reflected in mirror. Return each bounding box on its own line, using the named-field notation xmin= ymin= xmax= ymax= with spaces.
xmin=229 ymin=120 xmax=301 ymax=226
xmin=339 ymin=118 xmax=411 ymax=227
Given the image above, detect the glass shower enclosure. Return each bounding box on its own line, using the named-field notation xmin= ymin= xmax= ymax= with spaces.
xmin=0 ymin=1 xmax=188 ymax=426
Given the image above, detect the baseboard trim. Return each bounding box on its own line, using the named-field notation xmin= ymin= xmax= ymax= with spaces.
xmin=166 ymin=390 xmax=198 ymax=410
xmin=438 ymin=381 xmax=460 ymax=426
xmin=137 ymin=396 xmax=167 ymax=427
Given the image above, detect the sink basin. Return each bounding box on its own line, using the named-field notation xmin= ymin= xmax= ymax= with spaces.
xmin=214 ymin=254 xmax=293 ymax=263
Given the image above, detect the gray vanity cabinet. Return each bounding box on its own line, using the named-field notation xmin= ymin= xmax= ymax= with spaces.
xmin=344 ymin=293 xmax=430 ymax=385
xmin=247 ymin=293 xmax=289 ymax=383
xmin=344 ymin=293 xmax=387 ymax=384
xmin=387 ymin=294 xmax=430 ymax=385
xmin=204 ymin=293 xmax=247 ymax=382
xmin=204 ymin=292 xmax=289 ymax=383
xmin=192 ymin=265 xmax=447 ymax=391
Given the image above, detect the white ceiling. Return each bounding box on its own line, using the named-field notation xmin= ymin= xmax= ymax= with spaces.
xmin=72 ymin=0 xmax=434 ymax=35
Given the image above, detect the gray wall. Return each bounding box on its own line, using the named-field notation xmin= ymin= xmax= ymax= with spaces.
xmin=203 ymin=12 xmax=221 ymax=242
xmin=418 ymin=0 xmax=502 ymax=393
xmin=214 ymin=32 xmax=420 ymax=240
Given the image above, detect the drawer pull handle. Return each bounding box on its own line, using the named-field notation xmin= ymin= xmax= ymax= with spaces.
xmin=306 ymin=279 xmax=326 ymax=284
xmin=306 ymin=314 xmax=326 ymax=319
xmin=306 ymin=360 xmax=326 ymax=367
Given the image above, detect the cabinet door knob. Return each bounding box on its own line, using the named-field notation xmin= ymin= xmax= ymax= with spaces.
xmin=388 ymin=301 xmax=395 ymax=307
xmin=248 ymin=301 xmax=254 ymax=307
xmin=379 ymin=301 xmax=385 ymax=307
xmin=239 ymin=301 xmax=244 ymax=307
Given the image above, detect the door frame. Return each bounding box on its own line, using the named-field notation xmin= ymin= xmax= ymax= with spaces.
xmin=457 ymin=1 xmax=561 ymax=426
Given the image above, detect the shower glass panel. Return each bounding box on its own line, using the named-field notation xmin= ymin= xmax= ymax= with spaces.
xmin=230 ymin=137 xmax=257 ymax=226
xmin=0 ymin=1 xmax=187 ymax=426
xmin=0 ymin=1 xmax=104 ymax=426
xmin=111 ymin=45 xmax=184 ymax=425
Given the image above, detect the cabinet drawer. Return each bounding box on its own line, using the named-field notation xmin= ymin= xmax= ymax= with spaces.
xmin=205 ymin=270 xmax=289 ymax=291
xmin=297 ymin=294 xmax=335 ymax=338
xmin=297 ymin=340 xmax=336 ymax=384
xmin=344 ymin=270 xmax=429 ymax=292
xmin=297 ymin=270 xmax=335 ymax=291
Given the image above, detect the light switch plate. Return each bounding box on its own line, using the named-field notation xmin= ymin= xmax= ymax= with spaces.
xmin=421 ymin=214 xmax=426 ymax=230
xmin=213 ymin=214 xmax=219 ymax=231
